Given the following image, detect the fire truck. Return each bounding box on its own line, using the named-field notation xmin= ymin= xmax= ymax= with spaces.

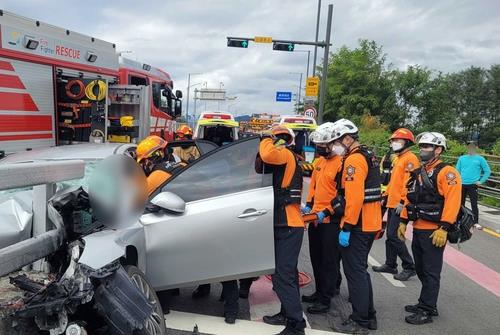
xmin=0 ymin=10 xmax=182 ymax=154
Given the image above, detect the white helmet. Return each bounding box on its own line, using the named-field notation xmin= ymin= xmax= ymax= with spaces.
xmin=417 ymin=132 xmax=447 ymax=150
xmin=331 ymin=118 xmax=358 ymax=141
xmin=310 ymin=122 xmax=337 ymax=144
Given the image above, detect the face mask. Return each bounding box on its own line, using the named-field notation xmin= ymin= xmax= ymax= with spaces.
xmin=391 ymin=142 xmax=405 ymax=152
xmin=316 ymin=146 xmax=330 ymax=157
xmin=419 ymin=149 xmax=435 ymax=163
xmin=332 ymin=144 xmax=346 ymax=156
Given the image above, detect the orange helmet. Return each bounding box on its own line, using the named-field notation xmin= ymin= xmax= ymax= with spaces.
xmin=271 ymin=125 xmax=295 ymax=146
xmin=390 ymin=128 xmax=415 ymax=143
xmin=136 ymin=135 xmax=168 ymax=163
xmin=175 ymin=125 xmax=193 ymax=138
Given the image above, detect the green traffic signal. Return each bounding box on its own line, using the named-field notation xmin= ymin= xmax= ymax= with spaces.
xmin=227 ymin=38 xmax=249 ymax=48
xmin=273 ymin=42 xmax=295 ymax=52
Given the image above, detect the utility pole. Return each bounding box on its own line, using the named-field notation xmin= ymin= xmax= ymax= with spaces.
xmin=186 ymin=73 xmax=202 ymax=120
xmin=312 ymin=0 xmax=321 ymax=76
xmin=289 ymin=72 xmax=303 ymax=113
xmin=318 ymin=4 xmax=333 ymax=124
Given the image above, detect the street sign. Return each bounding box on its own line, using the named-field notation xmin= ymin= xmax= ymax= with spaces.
xmin=273 ymin=42 xmax=295 ymax=52
xmin=305 ymin=76 xmax=320 ymax=97
xmin=276 ymin=91 xmax=292 ymax=102
xmin=254 ymin=36 xmax=273 ymax=43
xmin=227 ymin=38 xmax=249 ymax=48
xmin=197 ymin=89 xmax=226 ymax=101
xmin=304 ymin=107 xmax=317 ymax=118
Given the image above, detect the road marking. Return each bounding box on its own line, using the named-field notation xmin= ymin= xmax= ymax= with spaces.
xmin=166 ymin=311 xmax=340 ymax=335
xmin=406 ymin=225 xmax=500 ymax=298
xmin=367 ymin=255 xmax=406 ymax=288
xmin=482 ymin=227 xmax=500 ymax=238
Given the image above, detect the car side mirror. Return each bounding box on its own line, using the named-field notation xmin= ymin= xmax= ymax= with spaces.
xmin=150 ymin=191 xmax=185 ymax=213
xmin=175 ymin=90 xmax=183 ymax=99
xmin=174 ymin=100 xmax=182 ymax=117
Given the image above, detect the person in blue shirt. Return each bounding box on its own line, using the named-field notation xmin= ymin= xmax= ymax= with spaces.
xmin=456 ymin=141 xmax=491 ymax=225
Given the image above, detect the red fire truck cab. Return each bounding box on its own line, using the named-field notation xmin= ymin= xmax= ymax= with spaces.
xmin=0 ymin=10 xmax=182 ymax=154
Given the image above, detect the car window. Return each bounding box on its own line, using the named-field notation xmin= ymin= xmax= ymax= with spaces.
xmin=161 ymin=137 xmax=270 ymax=202
xmin=195 ymin=140 xmax=219 ymax=155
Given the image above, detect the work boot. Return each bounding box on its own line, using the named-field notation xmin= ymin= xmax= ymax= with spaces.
xmin=192 ymin=284 xmax=210 ymax=299
xmin=405 ymin=304 xmax=439 ymax=316
xmin=263 ymin=312 xmax=287 ymax=326
xmin=275 ymin=319 xmax=306 ymax=335
xmin=333 ymin=318 xmax=369 ymax=334
xmin=224 ymin=313 xmax=236 ymax=325
xmin=394 ymin=269 xmax=416 ymax=281
xmin=307 ymin=302 xmax=330 ymax=314
xmin=368 ymin=315 xmax=377 ymax=330
xmin=371 ymin=264 xmax=397 ymax=274
xmin=301 ymin=292 xmax=318 ymax=303
xmin=405 ymin=310 xmax=433 ymax=325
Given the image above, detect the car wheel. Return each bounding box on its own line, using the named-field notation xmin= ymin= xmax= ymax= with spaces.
xmin=125 ymin=265 xmax=167 ymax=335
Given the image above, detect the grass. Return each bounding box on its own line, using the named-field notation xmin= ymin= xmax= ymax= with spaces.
xmin=480 ymin=196 xmax=500 ymax=208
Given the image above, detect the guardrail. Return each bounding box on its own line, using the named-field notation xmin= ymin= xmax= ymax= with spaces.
xmin=0 ymin=160 xmax=85 ymax=276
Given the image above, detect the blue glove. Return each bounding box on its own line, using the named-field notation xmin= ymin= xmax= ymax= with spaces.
xmin=301 ymin=206 xmax=312 ymax=214
xmin=316 ymin=211 xmax=326 ymax=224
xmin=339 ymin=230 xmax=351 ymax=247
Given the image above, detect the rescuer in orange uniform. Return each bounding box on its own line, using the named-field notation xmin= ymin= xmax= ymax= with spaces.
xmin=329 ymin=119 xmax=382 ymax=335
xmin=373 ymin=128 xmax=420 ymax=281
xmin=136 ymin=135 xmax=185 ymax=196
xmin=301 ymin=122 xmax=343 ymax=315
xmin=399 ymin=132 xmax=461 ymax=325
xmin=259 ymin=126 xmax=306 ymax=335
xmin=173 ymin=125 xmax=201 ymax=163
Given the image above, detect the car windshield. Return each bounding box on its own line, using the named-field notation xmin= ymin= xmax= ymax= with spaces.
xmin=0 ymin=160 xmax=100 ymax=195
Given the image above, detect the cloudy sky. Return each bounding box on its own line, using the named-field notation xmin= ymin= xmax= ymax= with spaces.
xmin=2 ymin=0 xmax=499 ymax=116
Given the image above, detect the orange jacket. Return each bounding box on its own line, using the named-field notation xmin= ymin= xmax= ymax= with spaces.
xmin=146 ymin=170 xmax=172 ymax=196
xmin=306 ymin=155 xmax=342 ymax=223
xmin=340 ymin=146 xmax=382 ymax=232
xmin=405 ymin=160 xmax=462 ymax=230
xmin=259 ymin=138 xmax=304 ymax=228
xmin=385 ymin=150 xmax=420 ymax=208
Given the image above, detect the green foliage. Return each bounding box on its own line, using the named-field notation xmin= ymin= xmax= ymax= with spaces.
xmin=323 ymin=40 xmax=500 ymax=150
xmin=480 ymin=196 xmax=500 ymax=208
xmin=492 ymin=139 xmax=500 ymax=156
xmin=357 ymin=114 xmax=391 ymax=154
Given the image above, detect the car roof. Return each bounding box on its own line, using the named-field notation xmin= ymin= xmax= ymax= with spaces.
xmin=0 ymin=143 xmax=136 ymax=164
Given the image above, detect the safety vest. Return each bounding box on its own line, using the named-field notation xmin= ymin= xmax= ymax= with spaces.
xmin=338 ymin=145 xmax=382 ymax=203
xmin=271 ymin=154 xmax=303 ymax=227
xmin=406 ymin=162 xmax=447 ymax=223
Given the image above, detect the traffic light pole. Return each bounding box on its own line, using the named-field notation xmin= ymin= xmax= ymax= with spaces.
xmin=317 ymin=4 xmax=333 ymax=124
xmin=313 ymin=0 xmax=321 ymax=76
xmin=227 ymin=37 xmax=329 ymax=48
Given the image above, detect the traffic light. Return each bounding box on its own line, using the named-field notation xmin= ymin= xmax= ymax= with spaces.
xmin=227 ymin=38 xmax=249 ymax=48
xmin=273 ymin=42 xmax=295 ymax=52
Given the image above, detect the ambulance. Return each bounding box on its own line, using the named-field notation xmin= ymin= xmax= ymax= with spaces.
xmin=0 ymin=10 xmax=182 ymax=154
xmin=279 ymin=115 xmax=318 ymax=175
xmin=194 ymin=111 xmax=239 ymax=146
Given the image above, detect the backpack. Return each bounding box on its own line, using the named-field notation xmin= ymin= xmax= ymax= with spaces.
xmin=419 ymin=164 xmax=474 ymax=244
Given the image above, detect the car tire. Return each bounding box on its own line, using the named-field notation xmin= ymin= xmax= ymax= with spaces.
xmin=125 ymin=265 xmax=167 ymax=335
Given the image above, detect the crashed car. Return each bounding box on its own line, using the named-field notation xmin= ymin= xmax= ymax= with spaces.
xmin=0 ymin=137 xmax=274 ymax=334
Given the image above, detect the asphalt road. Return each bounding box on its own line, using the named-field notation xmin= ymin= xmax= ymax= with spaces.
xmin=164 ymin=179 xmax=500 ymax=334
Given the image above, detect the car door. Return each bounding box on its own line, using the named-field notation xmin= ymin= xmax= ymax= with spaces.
xmin=140 ymin=137 xmax=275 ymax=290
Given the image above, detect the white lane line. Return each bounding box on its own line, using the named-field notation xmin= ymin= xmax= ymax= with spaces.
xmin=368 ymin=255 xmax=406 ymax=288
xmin=166 ymin=310 xmax=341 ymax=335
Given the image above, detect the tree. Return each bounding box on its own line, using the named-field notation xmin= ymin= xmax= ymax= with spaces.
xmin=323 ymin=40 xmax=393 ymax=122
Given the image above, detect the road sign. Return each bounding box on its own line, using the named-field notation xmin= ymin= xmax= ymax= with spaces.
xmin=254 ymin=36 xmax=273 ymax=43
xmin=304 ymin=107 xmax=317 ymax=118
xmin=227 ymin=38 xmax=249 ymax=48
xmin=276 ymin=91 xmax=292 ymax=102
xmin=305 ymin=76 xmax=320 ymax=97
xmin=273 ymin=42 xmax=295 ymax=52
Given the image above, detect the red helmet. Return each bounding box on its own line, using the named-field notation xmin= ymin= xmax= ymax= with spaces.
xmin=390 ymin=128 xmax=415 ymax=143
